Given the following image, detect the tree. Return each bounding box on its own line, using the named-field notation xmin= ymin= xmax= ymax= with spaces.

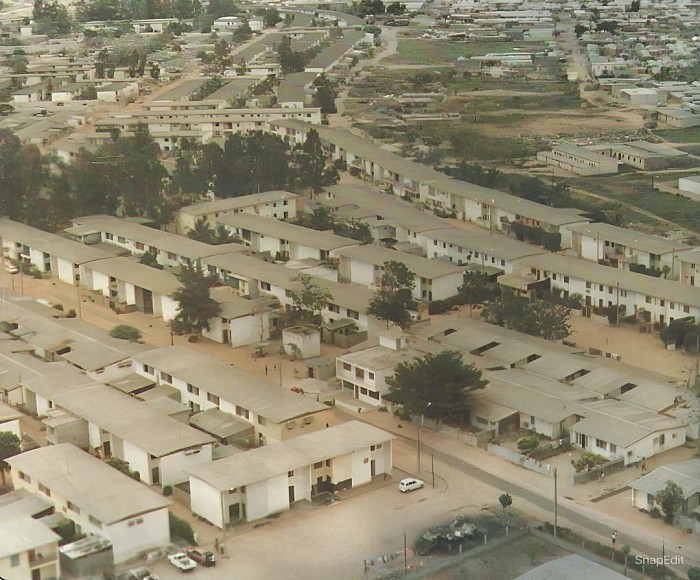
xmin=106 ymin=457 xmax=140 ymax=480
xmin=654 ymin=481 xmax=684 ymax=524
xmin=687 ymin=567 xmax=700 ymax=580
xmin=531 ymin=301 xmax=572 ymax=341
xmin=499 ymin=493 xmax=513 ymax=526
xmin=459 ymin=272 xmax=500 ymax=316
xmin=387 ymin=350 xmax=486 ymax=423
xmin=481 ymin=292 xmax=572 ymax=341
xmin=187 ymin=217 xmax=215 ymax=244
xmin=262 ymin=7 xmax=281 ymax=27
xmin=33 ymin=0 xmax=71 ymax=37
xmin=574 ymin=23 xmax=587 ymax=37
xmin=171 ymin=264 xmax=222 ymax=335
xmin=628 ymin=0 xmax=640 ymax=11
xmin=139 ymin=252 xmax=163 ymax=269
xmin=367 ymin=261 xmax=416 ymax=329
xmin=109 ymin=324 xmax=142 ymax=342
xmin=0 ymin=432 xmax=21 ymax=486
xmin=288 ymin=273 xmax=333 ymax=323
xmin=0 ymin=129 xmax=46 ymax=223
xmin=231 ymin=21 xmax=252 ymax=43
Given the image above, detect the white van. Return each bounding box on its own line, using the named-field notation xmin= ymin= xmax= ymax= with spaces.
xmin=399 ymin=478 xmax=425 ymax=492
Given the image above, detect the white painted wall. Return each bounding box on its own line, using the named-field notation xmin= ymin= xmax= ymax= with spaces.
xmin=104 ymin=507 xmax=170 ymax=563
xmin=56 ymin=257 xmax=78 ymax=285
xmin=160 ymin=445 xmax=213 ymax=486
xmin=189 ymin=477 xmax=224 ymax=528
xmin=246 ymin=474 xmax=288 ymax=521
xmin=0 ymin=418 xmax=20 ymax=438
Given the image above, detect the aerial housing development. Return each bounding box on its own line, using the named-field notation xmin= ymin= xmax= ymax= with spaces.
xmin=1 ymin=0 xmax=700 ymax=578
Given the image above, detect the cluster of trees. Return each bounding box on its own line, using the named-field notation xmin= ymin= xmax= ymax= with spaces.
xmin=0 ymin=129 xmax=47 ymax=225
xmin=312 ymin=74 xmax=339 ymax=115
xmin=481 ymin=291 xmax=573 ymax=341
xmin=33 ymin=0 xmax=71 ymax=37
xmin=446 ymin=160 xmax=624 ymax=226
xmin=278 ymin=35 xmax=334 ymax=75
xmin=170 ymin=264 xmax=221 ymax=335
xmin=288 ymin=273 xmax=333 ymax=324
xmin=186 ymin=218 xmax=239 ymax=245
xmin=386 ymin=350 xmax=487 ymax=424
xmin=75 ymin=0 xmax=201 ymax=21
xmin=659 ymin=320 xmax=700 ymax=354
xmin=0 ymin=432 xmax=21 ymax=486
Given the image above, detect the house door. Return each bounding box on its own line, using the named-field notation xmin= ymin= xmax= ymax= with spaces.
xmin=102 ymin=441 xmax=111 ymax=457
xmin=288 ymin=486 xmax=295 ymax=503
xmin=578 ymin=434 xmax=588 ymax=448
xmin=354 ymin=385 xmax=359 ymax=399
xmin=371 ymin=459 xmax=376 ymax=477
xmin=222 ymin=329 xmax=230 ymax=344
xmin=142 ymin=288 xmax=154 ymax=314
xmin=152 ymin=466 xmax=160 ymax=485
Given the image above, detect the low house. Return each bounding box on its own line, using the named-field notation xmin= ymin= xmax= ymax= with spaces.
xmin=679 ymin=175 xmax=700 ymax=196
xmin=0 ymin=218 xmax=112 ymax=286
xmin=630 ymin=459 xmax=700 ymax=532
xmin=205 ymin=287 xmax=273 ymax=347
xmin=187 ymin=421 xmax=394 ymax=527
xmin=677 ymin=247 xmax=700 ymax=288
xmin=80 ymin=257 xmax=181 ymax=320
xmin=7 ymin=444 xmax=172 ymax=564
xmin=587 ymin=141 xmax=689 ymax=171
xmin=569 ymin=399 xmax=687 ymax=465
xmin=132 ymin=346 xmax=331 ymax=445
xmin=0 ymin=515 xmax=60 ymax=580
xmin=537 ymin=144 xmax=619 ymax=176
xmin=177 ymin=191 xmax=301 ymax=233
xmin=216 ymin=213 xmax=360 ymax=261
xmin=336 ymin=245 xmax=465 ymax=301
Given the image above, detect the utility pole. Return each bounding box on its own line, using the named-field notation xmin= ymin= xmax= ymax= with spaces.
xmin=615 ymin=282 xmax=620 ymax=327
xmin=553 ymin=467 xmax=558 ymax=539
xmin=76 ymin=283 xmax=82 ymax=319
xmin=403 ymin=532 xmax=408 ymax=578
xmin=431 ymin=452 xmax=435 ymax=489
xmin=417 ymin=402 xmax=431 ymax=473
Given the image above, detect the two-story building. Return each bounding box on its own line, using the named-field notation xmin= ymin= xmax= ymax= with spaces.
xmin=0 ymin=516 xmax=60 ymax=580
xmin=187 ymin=421 xmax=393 ymax=527
xmin=8 ymin=444 xmax=172 ymax=564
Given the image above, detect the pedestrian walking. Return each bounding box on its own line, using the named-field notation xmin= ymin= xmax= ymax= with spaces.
xmin=611 ymin=530 xmax=617 ymax=547
xmin=641 ymin=458 xmax=647 ymax=473
xmin=265 ymin=364 xmax=268 ymax=375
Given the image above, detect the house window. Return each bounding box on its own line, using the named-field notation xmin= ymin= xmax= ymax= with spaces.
xmin=683 ymin=305 xmax=690 ymax=313
xmin=328 ymin=303 xmax=340 ymax=314
xmin=368 ymin=372 xmax=375 ymax=380
xmin=660 ymin=300 xmax=665 ymax=307
xmin=10 ymin=554 xmax=19 ymax=567
xmin=67 ymin=501 xmax=80 ymax=514
xmin=167 ymin=252 xmax=176 ymax=260
xmin=288 ymin=471 xmax=294 ymax=477
xmin=586 ymin=282 xmax=591 ymax=289
xmin=261 ymin=282 xmax=271 ymax=291
xmin=228 ymin=488 xmax=237 ymax=494
xmin=117 ymin=236 xmax=126 ymax=244
xmin=105 ymin=233 xmax=113 ymax=240
xmin=187 ymin=384 xmax=199 ymax=395
xmin=89 ymin=515 xmax=101 ymax=527
xmin=19 ymin=471 xmax=30 ymax=483
xmin=563 ymin=276 xmax=569 ymax=283
xmin=659 ymin=434 xmax=665 ymax=445
xmin=143 ymin=364 xmax=154 ymax=375
xmin=161 ymin=373 xmax=173 ymax=384
xmin=343 ymin=362 xmax=351 ymax=371
xmin=355 ymin=368 xmax=365 ymax=380
xmin=236 ymin=405 xmax=249 ymax=419
xmin=258 ymin=415 xmax=266 ymax=426
xmin=38 ymin=483 xmax=51 ymax=497
xmin=609 ymin=444 xmax=617 ymax=453
xmin=595 ymin=438 xmax=606 ymax=449
xmin=208 ymin=393 xmax=220 ymax=405
xmin=347 ymin=309 xmax=360 ymax=320
xmin=645 ymin=296 xmax=652 ymax=304
xmin=314 ymin=461 xmax=323 ymax=469
xmin=135 ymin=242 xmax=144 ymax=250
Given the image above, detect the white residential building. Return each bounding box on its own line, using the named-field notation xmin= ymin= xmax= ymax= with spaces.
xmin=0 ymin=516 xmax=60 ymax=580
xmin=187 ymin=421 xmax=393 ymax=527
xmin=8 ymin=444 xmax=172 ymax=564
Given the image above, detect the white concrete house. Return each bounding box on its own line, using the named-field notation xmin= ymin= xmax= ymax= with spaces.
xmin=0 ymin=516 xmax=60 ymax=580
xmin=570 ymin=400 xmax=687 ymax=466
xmin=187 ymin=421 xmax=394 ymax=527
xmin=513 ymin=253 xmax=700 ymax=327
xmin=0 ymin=218 xmax=111 ymax=286
xmin=0 ymin=401 xmax=22 ymax=439
xmin=678 ymin=247 xmax=700 ymax=288
xmin=336 ymin=245 xmax=465 ymax=301
xmin=178 ymin=191 xmax=302 ymax=233
xmin=80 ymin=257 xmax=181 ymax=321
xmin=205 ymin=287 xmax=272 ymax=347
xmin=566 ymin=222 xmax=691 ymax=278
xmin=8 ymin=444 xmax=172 ymax=564
xmin=132 ymin=346 xmax=331 ymax=446
xmin=216 ymin=213 xmax=360 ymax=261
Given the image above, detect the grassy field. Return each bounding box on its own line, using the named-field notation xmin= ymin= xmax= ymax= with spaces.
xmin=571 ymin=174 xmax=700 ymax=234
xmin=652 ymin=127 xmax=700 ymax=143
xmin=383 ymin=39 xmax=531 ymax=66
xmin=459 ymin=93 xmax=582 ymax=114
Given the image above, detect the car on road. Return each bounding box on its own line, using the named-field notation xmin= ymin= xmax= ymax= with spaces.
xmin=399 ymin=478 xmax=425 ymax=492
xmin=167 ymin=552 xmax=196 ymax=572
xmin=186 ymin=547 xmax=216 ymax=567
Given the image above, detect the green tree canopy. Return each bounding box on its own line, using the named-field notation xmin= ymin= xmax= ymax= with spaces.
xmin=109 ymin=324 xmax=142 ymax=342
xmin=367 ymin=260 xmax=416 ymax=329
xmin=288 ymin=273 xmax=333 ymax=323
xmin=0 ymin=432 xmax=21 ymax=485
xmin=387 ymin=350 xmax=486 ymax=423
xmin=654 ymin=481 xmax=684 ymax=524
xmin=171 ymin=264 xmax=222 ymax=335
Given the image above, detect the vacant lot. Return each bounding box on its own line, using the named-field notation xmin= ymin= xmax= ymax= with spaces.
xmin=653 ymin=127 xmax=700 ymax=144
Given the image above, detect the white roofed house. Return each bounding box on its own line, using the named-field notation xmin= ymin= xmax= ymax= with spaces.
xmin=177 ymin=191 xmax=302 ymax=233
xmin=215 ymin=213 xmax=360 ymax=261
xmin=0 ymin=515 xmax=60 ymax=580
xmin=0 ymin=218 xmax=112 ymax=286
xmin=132 ymin=346 xmax=331 ymax=446
xmin=630 ymin=459 xmax=700 ymax=533
xmin=336 ymin=245 xmax=465 ymax=301
xmin=7 ymin=444 xmax=172 ymax=564
xmin=569 ymin=399 xmax=687 ymax=466
xmin=566 ymin=222 xmax=691 ymax=278
xmin=204 ymin=287 xmax=273 ymax=347
xmin=187 ymin=421 xmax=394 ymax=527
xmin=79 ymin=257 xmax=181 ymax=321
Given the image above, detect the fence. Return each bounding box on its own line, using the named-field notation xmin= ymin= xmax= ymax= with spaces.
xmin=422 ymin=419 xmax=494 ymax=449
xmin=570 ymin=458 xmax=625 ymax=485
xmin=486 ymin=443 xmax=554 ymax=477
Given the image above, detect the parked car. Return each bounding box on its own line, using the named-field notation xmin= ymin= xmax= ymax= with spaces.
xmin=399 ymin=478 xmax=425 ymax=492
xmin=186 ymin=547 xmax=216 ymax=567
xmin=128 ymin=568 xmax=160 ymax=580
xmin=167 ymin=552 xmax=196 ymax=572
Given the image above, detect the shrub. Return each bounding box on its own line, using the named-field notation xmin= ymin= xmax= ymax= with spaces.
xmin=109 ymin=325 xmax=142 ymax=342
xmin=53 ymin=303 xmax=64 ymax=311
xmin=517 ymin=435 xmax=540 ymax=454
xmin=570 ymin=451 xmax=607 ymax=473
xmin=169 ymin=512 xmax=196 ymax=544
xmin=163 ymin=485 xmax=173 ymax=496
xmin=66 ymin=309 xmax=77 ymax=318
xmin=188 ymin=334 xmax=199 ymax=343
xmin=649 ymin=506 xmax=661 ymax=519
